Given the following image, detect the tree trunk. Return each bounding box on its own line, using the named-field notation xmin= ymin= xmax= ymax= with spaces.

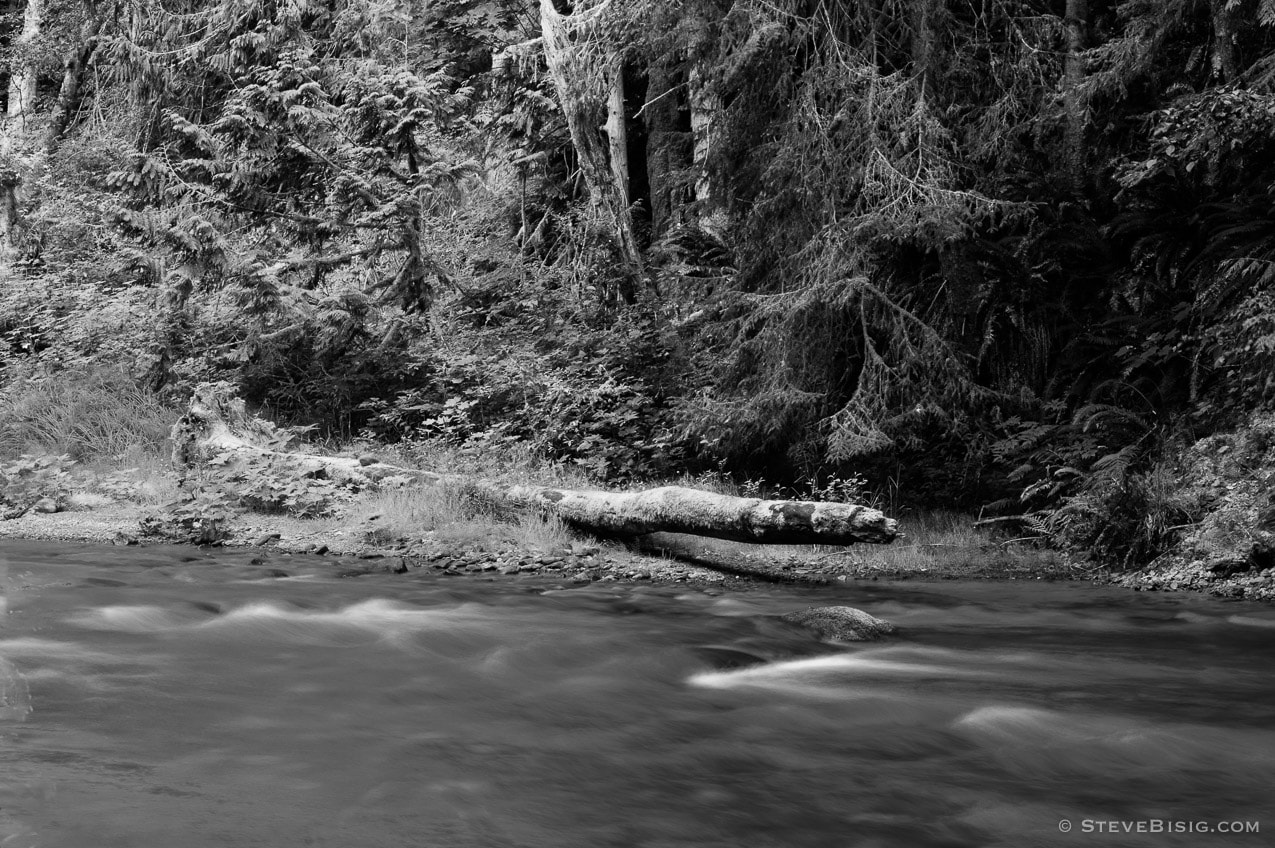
xmin=688 ymin=63 xmax=726 ymax=237
xmin=538 ymin=0 xmax=644 ymax=285
xmin=6 ymin=0 xmax=42 ymax=125
xmin=604 ymin=57 xmax=643 ymax=297
xmin=1210 ymin=0 xmax=1241 ymax=82
xmin=173 ymin=383 xmax=900 ymax=546
xmin=643 ymin=60 xmax=688 ymax=238
xmin=910 ymin=0 xmax=937 ymax=91
xmin=46 ymin=13 xmax=104 ymax=153
xmin=1 ymin=0 xmax=43 ymax=261
xmin=1063 ymin=0 xmax=1089 ymax=196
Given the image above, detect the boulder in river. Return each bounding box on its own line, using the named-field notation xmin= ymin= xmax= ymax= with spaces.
xmin=780 ymin=606 xmax=896 ymax=642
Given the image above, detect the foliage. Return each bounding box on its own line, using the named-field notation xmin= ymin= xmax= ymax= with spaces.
xmin=140 ymin=486 xmax=241 ymax=545
xmin=209 ymin=452 xmax=353 ymax=518
xmin=9 ymin=0 xmax=1275 ymax=572
xmin=139 ymin=448 xmax=352 ymax=543
xmin=359 ymin=293 xmax=691 ymax=483
xmin=0 ymin=454 xmax=76 ymax=514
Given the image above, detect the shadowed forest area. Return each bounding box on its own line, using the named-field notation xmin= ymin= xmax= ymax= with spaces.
xmin=3 ymin=0 xmax=1275 ymax=589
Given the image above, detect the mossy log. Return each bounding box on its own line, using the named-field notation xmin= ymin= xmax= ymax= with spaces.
xmin=172 ymin=383 xmax=899 ymax=546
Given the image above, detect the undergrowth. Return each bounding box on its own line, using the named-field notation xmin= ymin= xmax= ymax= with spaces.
xmin=0 ymin=368 xmax=176 ymax=460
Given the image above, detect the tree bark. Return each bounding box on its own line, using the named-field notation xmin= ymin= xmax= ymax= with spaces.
xmin=173 ymin=383 xmax=900 ymax=546
xmin=6 ymin=0 xmax=42 ymax=125
xmin=1210 ymin=0 xmax=1241 ymax=82
xmin=643 ymin=60 xmax=687 ymax=237
xmin=46 ymin=13 xmax=104 ymax=153
xmin=1063 ymin=0 xmax=1089 ymax=196
xmin=538 ymin=0 xmax=645 ymax=287
xmin=688 ymin=63 xmax=725 ymax=237
xmin=1 ymin=0 xmax=43 ymax=261
xmin=910 ymin=0 xmax=937 ymax=92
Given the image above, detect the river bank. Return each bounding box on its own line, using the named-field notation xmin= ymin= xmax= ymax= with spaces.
xmin=0 ymin=492 xmax=1112 ymax=590
xmin=7 ymin=498 xmax=1273 ymax=600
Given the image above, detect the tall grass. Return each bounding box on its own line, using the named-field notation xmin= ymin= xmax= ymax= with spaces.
xmin=353 ymin=479 xmax=576 ymax=553
xmin=0 ymin=368 xmax=177 ymax=460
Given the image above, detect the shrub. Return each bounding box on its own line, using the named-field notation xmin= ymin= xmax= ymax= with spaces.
xmin=140 ymin=487 xmax=241 ymax=545
xmin=0 ymin=454 xmax=76 ymax=515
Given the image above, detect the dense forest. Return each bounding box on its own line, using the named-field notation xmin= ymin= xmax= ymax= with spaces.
xmin=3 ymin=0 xmax=1275 ymax=571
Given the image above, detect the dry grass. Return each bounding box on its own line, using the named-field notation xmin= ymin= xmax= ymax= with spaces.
xmin=657 ymin=508 xmax=1063 ymax=578
xmin=348 ymin=478 xmax=577 ymax=553
xmin=850 ymin=510 xmax=990 ymax=570
xmin=80 ymin=445 xmax=181 ymax=506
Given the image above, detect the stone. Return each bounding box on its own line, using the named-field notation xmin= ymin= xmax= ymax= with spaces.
xmin=358 ymin=455 xmax=379 ymax=466
xmin=254 ymin=532 xmax=282 ymax=546
xmin=780 ymin=606 xmax=897 ymax=643
xmin=388 ymin=558 xmax=409 ymax=574
xmin=112 ymin=531 xmax=139 ymax=546
xmin=32 ymin=497 xmax=58 ymax=514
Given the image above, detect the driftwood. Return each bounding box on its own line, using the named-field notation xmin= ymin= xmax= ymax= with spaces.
xmin=172 ymin=383 xmax=899 ymax=546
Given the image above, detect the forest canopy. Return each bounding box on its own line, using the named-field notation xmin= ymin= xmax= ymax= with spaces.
xmin=3 ymin=0 xmax=1275 ymax=566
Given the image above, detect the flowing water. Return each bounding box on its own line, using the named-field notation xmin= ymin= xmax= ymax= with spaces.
xmin=1 ymin=541 xmax=1274 ymax=847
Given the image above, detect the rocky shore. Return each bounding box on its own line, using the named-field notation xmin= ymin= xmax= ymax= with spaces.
xmin=0 ymin=497 xmax=1085 ymax=590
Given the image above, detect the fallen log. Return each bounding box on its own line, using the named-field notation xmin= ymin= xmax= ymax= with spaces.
xmin=171 ymin=382 xmax=899 ymax=546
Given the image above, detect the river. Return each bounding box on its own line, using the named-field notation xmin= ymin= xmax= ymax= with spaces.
xmin=1 ymin=541 xmax=1273 ymax=847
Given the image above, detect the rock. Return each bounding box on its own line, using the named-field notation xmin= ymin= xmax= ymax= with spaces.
xmin=388 ymin=558 xmax=409 ymax=574
xmin=1208 ymin=557 xmax=1252 ymax=578
xmin=32 ymin=497 xmax=59 ymax=514
xmin=254 ymin=532 xmax=282 ymax=546
xmin=780 ymin=606 xmax=897 ymax=642
xmin=112 ymin=531 xmax=139 ymax=546
xmin=358 ymin=455 xmax=379 ymax=466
